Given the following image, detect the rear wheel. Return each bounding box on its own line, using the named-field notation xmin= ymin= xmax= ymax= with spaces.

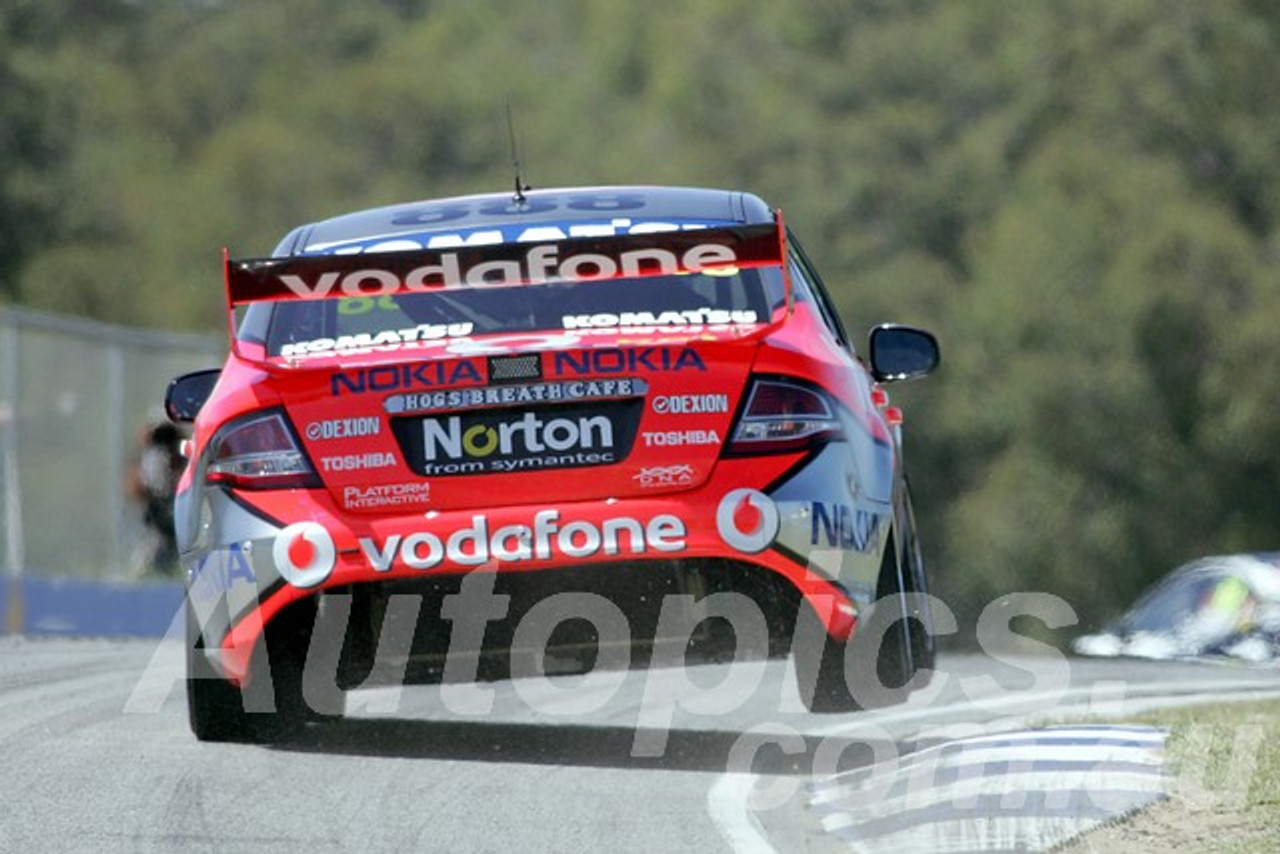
xmin=187 ymin=648 xmax=254 ymax=742
xmin=900 ymin=515 xmax=936 ymax=682
xmin=186 ymin=602 xmax=313 ymax=743
xmin=794 ymin=532 xmax=928 ymax=713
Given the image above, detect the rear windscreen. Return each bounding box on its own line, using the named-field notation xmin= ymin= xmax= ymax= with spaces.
xmin=263 ymin=269 xmax=786 ymax=358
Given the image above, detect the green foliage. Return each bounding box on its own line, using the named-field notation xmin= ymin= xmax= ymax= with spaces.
xmin=3 ymin=0 xmax=1280 ymax=630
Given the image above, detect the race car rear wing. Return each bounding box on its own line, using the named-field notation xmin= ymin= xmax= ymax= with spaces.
xmin=222 ymin=214 xmax=794 ymax=356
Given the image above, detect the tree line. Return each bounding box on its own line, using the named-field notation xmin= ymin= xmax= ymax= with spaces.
xmin=4 ymin=0 xmax=1280 ymax=637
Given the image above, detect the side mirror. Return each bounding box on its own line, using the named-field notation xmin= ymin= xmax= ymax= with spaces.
xmin=869 ymin=325 xmax=940 ymax=382
xmin=165 ymin=369 xmax=221 ymax=423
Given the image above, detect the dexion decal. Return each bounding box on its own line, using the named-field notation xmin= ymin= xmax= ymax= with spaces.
xmin=384 ymin=378 xmax=648 ymax=415
xmin=358 ymin=509 xmax=687 ymax=572
xmin=552 ymin=347 xmax=705 ymax=376
xmin=331 ymin=360 xmax=483 ymax=396
xmin=652 ymin=393 xmax=730 ymax=415
xmin=305 ymin=416 xmax=381 ymax=441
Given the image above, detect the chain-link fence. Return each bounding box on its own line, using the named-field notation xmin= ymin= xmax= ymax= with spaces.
xmin=0 ymin=306 xmax=223 ymax=583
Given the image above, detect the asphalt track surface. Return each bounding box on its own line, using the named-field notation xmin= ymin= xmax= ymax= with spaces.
xmin=1 ymin=636 xmax=1277 ymax=853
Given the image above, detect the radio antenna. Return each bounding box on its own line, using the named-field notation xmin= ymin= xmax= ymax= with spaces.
xmin=506 ymin=102 xmax=531 ymax=204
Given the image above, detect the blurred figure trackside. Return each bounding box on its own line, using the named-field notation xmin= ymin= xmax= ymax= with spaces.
xmin=126 ymin=420 xmax=186 ymax=576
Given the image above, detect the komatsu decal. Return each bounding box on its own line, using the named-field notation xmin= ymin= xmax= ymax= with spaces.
xmin=280 ymin=323 xmax=473 ymax=358
xmin=358 ymin=509 xmax=687 ymax=571
xmin=562 ymin=309 xmax=758 ymax=330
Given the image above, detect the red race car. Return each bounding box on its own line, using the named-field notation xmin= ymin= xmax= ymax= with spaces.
xmin=166 ymin=186 xmax=940 ymax=741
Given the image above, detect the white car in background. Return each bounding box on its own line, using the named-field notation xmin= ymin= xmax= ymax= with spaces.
xmin=1073 ymin=553 xmax=1280 ymax=662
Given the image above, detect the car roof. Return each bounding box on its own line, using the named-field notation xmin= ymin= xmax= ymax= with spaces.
xmin=273 ymin=185 xmax=775 ymax=256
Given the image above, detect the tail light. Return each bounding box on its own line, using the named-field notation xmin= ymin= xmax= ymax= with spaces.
xmin=205 ymin=410 xmax=319 ymax=490
xmin=726 ymin=378 xmax=844 ymax=454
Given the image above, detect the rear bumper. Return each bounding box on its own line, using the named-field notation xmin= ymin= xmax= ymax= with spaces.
xmin=183 ymin=451 xmax=888 ymax=684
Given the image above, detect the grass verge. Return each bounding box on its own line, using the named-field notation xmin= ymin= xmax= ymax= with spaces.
xmin=1057 ymin=698 xmax=1280 ymax=853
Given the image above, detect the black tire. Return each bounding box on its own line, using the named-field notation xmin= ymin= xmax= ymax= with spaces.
xmin=794 ymin=532 xmax=927 ymax=713
xmin=899 ymin=520 xmax=936 ymax=683
xmin=187 ymin=646 xmax=254 ymax=742
xmin=186 ymin=600 xmax=310 ymax=743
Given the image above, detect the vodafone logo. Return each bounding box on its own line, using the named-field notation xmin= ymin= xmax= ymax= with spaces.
xmin=358 ymin=509 xmax=685 ymax=572
xmin=272 ymin=522 xmax=337 ymax=588
xmin=715 ymin=489 xmax=779 ymax=554
xmin=272 ymin=242 xmax=741 ymax=298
